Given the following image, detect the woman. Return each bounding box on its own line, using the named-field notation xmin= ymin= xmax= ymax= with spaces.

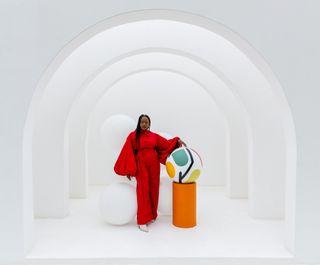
xmin=114 ymin=114 xmax=186 ymax=232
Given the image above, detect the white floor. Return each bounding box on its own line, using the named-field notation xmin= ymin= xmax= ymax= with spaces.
xmin=22 ymin=185 xmax=293 ymax=265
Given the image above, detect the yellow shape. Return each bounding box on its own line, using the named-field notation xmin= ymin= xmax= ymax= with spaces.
xmin=166 ymin=162 xmax=175 ymax=178
xmin=186 ymin=169 xmax=200 ymax=183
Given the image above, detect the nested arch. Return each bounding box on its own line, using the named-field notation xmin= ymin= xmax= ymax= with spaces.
xmin=23 ymin=10 xmax=296 ymax=251
xmin=84 ymin=69 xmax=229 ymax=186
xmin=65 ymin=49 xmax=249 ymax=197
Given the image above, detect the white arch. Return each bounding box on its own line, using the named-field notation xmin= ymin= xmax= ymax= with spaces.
xmin=23 ymin=10 xmax=296 ymax=251
xmin=31 ymin=19 xmax=288 ymax=218
xmin=85 ymin=69 xmax=228 ymax=185
xmin=66 ymin=50 xmax=249 ymax=196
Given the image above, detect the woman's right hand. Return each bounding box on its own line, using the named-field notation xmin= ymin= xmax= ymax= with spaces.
xmin=126 ymin=175 xmax=132 ymax=181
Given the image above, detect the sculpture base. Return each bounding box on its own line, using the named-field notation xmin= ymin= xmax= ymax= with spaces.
xmin=172 ymin=181 xmax=197 ymax=228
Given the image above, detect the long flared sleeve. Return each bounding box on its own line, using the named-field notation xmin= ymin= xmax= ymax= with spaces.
xmin=156 ymin=133 xmax=181 ymax=165
xmin=114 ymin=134 xmax=137 ymax=176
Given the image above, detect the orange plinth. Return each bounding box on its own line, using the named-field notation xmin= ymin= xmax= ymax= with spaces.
xmin=172 ymin=181 xmax=196 ymax=228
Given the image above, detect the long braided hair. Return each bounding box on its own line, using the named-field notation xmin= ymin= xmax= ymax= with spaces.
xmin=135 ymin=114 xmax=151 ymax=150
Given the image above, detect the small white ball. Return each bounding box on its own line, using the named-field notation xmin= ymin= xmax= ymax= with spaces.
xmin=99 ymin=182 xmax=137 ymax=225
xmin=100 ymin=114 xmax=135 ymax=151
xmin=158 ymin=177 xmax=172 ymax=215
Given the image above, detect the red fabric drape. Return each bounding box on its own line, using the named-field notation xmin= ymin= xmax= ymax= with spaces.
xmin=113 ymin=133 xmax=137 ymax=176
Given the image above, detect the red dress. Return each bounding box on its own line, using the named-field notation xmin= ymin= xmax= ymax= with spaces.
xmin=114 ymin=130 xmax=180 ymax=225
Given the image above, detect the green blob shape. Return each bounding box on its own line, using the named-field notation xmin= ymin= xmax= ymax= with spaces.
xmin=172 ymin=149 xmax=189 ymax=166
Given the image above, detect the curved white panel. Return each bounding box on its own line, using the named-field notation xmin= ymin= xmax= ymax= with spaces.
xmin=66 ymin=51 xmax=247 ymax=196
xmin=24 ymin=15 xmax=295 ymax=247
xmin=86 ymin=70 xmax=227 ymax=186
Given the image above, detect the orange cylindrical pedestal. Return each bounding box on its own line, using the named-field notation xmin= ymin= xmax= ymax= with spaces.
xmin=172 ymin=181 xmax=196 ymax=228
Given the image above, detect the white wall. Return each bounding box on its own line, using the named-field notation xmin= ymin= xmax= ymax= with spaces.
xmin=1 ymin=0 xmax=320 ymax=263
xmin=85 ymin=70 xmax=226 ymax=186
xmin=31 ymin=17 xmax=291 ymax=222
xmin=0 ymin=0 xmax=38 ymax=262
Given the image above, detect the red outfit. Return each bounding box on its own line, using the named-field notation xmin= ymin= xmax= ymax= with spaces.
xmin=114 ymin=130 xmax=180 ymax=225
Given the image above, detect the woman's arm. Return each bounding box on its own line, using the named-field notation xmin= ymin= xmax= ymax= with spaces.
xmin=156 ymin=134 xmax=186 ymax=164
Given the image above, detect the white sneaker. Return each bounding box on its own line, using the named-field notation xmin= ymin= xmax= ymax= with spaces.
xmin=138 ymin=224 xmax=149 ymax=232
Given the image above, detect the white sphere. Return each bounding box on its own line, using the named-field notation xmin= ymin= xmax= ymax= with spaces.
xmin=158 ymin=177 xmax=172 ymax=215
xmin=158 ymin=132 xmax=173 ymax=140
xmin=166 ymin=147 xmax=203 ymax=183
xmin=99 ymin=182 xmax=137 ymax=225
xmin=158 ymin=132 xmax=174 ymax=174
xmin=160 ymin=165 xmax=167 ymax=176
xmin=100 ymin=114 xmax=135 ymax=151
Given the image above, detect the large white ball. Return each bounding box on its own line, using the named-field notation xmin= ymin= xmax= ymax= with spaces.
xmin=99 ymin=182 xmax=137 ymax=225
xmin=157 ymin=132 xmax=173 ymax=140
xmin=158 ymin=132 xmax=173 ymax=173
xmin=158 ymin=177 xmax=172 ymax=215
xmin=100 ymin=114 xmax=135 ymax=151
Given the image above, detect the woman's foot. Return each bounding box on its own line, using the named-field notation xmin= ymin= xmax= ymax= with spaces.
xmin=138 ymin=224 xmax=148 ymax=232
xmin=147 ymin=219 xmax=155 ymax=225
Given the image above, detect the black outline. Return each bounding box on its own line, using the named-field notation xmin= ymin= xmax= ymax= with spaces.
xmin=178 ymin=148 xmax=194 ymax=183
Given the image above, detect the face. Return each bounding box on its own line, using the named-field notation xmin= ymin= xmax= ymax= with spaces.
xmin=140 ymin=116 xmax=150 ymax=131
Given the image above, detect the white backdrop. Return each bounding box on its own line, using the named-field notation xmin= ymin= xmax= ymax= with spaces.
xmin=1 ymin=2 xmax=320 ymax=263
xmin=31 ymin=19 xmax=290 ymax=222
xmin=85 ymin=70 xmax=226 ymax=186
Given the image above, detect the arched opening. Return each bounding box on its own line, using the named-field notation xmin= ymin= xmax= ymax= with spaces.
xmin=23 ymin=9 xmax=296 ymax=259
